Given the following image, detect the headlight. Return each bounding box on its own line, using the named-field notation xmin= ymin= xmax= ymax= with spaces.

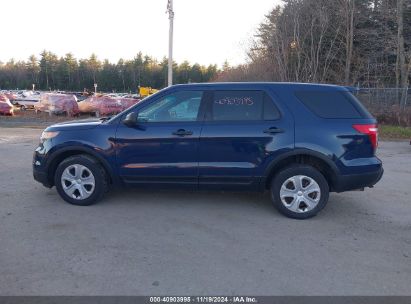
xmin=40 ymin=131 xmax=59 ymax=143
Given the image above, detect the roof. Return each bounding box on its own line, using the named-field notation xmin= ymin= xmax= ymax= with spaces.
xmin=170 ymin=82 xmax=347 ymax=91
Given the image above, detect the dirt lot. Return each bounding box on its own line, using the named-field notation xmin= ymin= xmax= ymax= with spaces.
xmin=0 ymin=126 xmax=410 ymax=295
xmin=0 ymin=110 xmax=95 ymax=128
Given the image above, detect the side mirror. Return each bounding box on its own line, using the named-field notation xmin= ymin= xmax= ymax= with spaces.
xmin=123 ymin=112 xmax=138 ymax=127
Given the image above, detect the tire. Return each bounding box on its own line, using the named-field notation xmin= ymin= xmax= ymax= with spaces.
xmin=270 ymin=165 xmax=329 ymax=219
xmin=54 ymin=154 xmax=108 ymax=206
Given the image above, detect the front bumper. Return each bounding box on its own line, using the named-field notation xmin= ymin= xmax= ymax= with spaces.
xmin=33 ymin=167 xmax=52 ymax=188
xmin=33 ymin=147 xmax=53 ymax=188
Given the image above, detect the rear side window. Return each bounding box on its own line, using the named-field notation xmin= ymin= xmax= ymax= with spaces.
xmin=264 ymin=94 xmax=281 ymax=120
xmin=295 ymin=91 xmax=368 ymax=119
xmin=211 ymin=90 xmax=280 ymax=121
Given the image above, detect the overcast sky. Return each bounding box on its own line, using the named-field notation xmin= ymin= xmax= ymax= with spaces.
xmin=1 ymin=0 xmax=281 ymax=67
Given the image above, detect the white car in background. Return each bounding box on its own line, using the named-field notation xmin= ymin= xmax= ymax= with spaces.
xmin=13 ymin=91 xmax=42 ymax=110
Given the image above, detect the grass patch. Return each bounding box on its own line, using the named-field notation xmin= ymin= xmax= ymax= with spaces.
xmin=379 ymin=125 xmax=411 ymax=140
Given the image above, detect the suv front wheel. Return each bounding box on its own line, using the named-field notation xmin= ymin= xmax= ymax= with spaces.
xmin=54 ymin=155 xmax=108 ymax=206
xmin=270 ymin=165 xmax=329 ymax=219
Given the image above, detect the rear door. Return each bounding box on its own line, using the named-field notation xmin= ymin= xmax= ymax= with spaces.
xmin=198 ymin=89 xmax=294 ymax=190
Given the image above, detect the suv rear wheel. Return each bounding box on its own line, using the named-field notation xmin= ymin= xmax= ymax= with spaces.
xmin=54 ymin=155 xmax=108 ymax=206
xmin=270 ymin=165 xmax=329 ymax=219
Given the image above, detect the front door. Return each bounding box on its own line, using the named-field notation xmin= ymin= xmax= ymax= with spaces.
xmin=115 ymin=90 xmax=206 ymax=188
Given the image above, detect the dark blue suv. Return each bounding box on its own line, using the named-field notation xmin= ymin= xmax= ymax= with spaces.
xmin=33 ymin=83 xmax=383 ymax=219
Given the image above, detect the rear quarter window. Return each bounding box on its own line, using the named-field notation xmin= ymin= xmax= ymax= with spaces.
xmin=295 ymin=90 xmax=370 ymax=119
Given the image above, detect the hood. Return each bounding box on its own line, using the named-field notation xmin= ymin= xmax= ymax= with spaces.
xmin=46 ymin=118 xmax=103 ymax=131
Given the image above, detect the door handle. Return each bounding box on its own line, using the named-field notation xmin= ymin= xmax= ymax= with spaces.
xmin=172 ymin=129 xmax=193 ymax=136
xmin=263 ymin=127 xmax=284 ymax=134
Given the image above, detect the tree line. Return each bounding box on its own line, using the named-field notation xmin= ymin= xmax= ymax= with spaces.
xmin=0 ymin=51 xmax=218 ymax=92
xmin=1 ymin=0 xmax=410 ymax=96
xmin=217 ymin=0 xmax=411 ymax=92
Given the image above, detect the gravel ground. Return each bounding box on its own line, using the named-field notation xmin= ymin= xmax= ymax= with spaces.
xmin=0 ymin=127 xmax=410 ymax=295
xmin=0 ymin=111 xmax=94 ymax=128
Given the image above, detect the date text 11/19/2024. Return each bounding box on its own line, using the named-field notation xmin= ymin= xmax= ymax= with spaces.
xmin=149 ymin=296 xmax=258 ymax=303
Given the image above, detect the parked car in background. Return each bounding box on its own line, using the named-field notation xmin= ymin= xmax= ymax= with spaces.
xmin=117 ymin=97 xmax=141 ymax=110
xmin=33 ymin=83 xmax=383 ymax=219
xmin=34 ymin=93 xmax=79 ymax=116
xmin=65 ymin=92 xmax=88 ymax=102
xmin=3 ymin=91 xmax=18 ymax=102
xmin=78 ymin=96 xmax=139 ymax=116
xmin=13 ymin=91 xmax=41 ymax=110
xmin=122 ymin=94 xmax=141 ymax=99
xmin=0 ymin=94 xmax=14 ymax=115
xmin=78 ymin=96 xmax=122 ymax=116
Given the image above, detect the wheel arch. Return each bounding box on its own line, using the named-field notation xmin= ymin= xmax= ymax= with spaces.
xmin=263 ymin=149 xmax=339 ymax=191
xmin=46 ymin=146 xmax=117 ymax=187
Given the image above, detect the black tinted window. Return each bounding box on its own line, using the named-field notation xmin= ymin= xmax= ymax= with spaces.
xmin=295 ymin=91 xmax=362 ymax=118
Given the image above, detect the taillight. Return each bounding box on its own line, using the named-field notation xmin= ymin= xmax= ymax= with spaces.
xmin=352 ymin=124 xmax=378 ymax=150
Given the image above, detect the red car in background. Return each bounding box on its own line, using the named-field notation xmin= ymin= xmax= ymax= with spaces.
xmin=78 ymin=96 xmax=140 ymax=116
xmin=34 ymin=94 xmax=79 ymax=116
xmin=0 ymin=94 xmax=14 ymax=115
xmin=4 ymin=92 xmax=18 ymax=102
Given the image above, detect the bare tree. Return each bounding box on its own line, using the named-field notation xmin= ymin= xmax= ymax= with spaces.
xmin=396 ymin=0 xmax=411 ymax=121
xmin=342 ymin=0 xmax=355 ymax=84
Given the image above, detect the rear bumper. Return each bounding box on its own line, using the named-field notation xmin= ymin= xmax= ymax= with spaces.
xmin=334 ymin=166 xmax=383 ymax=192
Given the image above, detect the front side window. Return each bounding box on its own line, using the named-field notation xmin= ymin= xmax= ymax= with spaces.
xmin=137 ymin=91 xmax=203 ymax=122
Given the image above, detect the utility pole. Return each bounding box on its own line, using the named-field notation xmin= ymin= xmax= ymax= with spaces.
xmin=167 ymin=0 xmax=174 ymax=87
